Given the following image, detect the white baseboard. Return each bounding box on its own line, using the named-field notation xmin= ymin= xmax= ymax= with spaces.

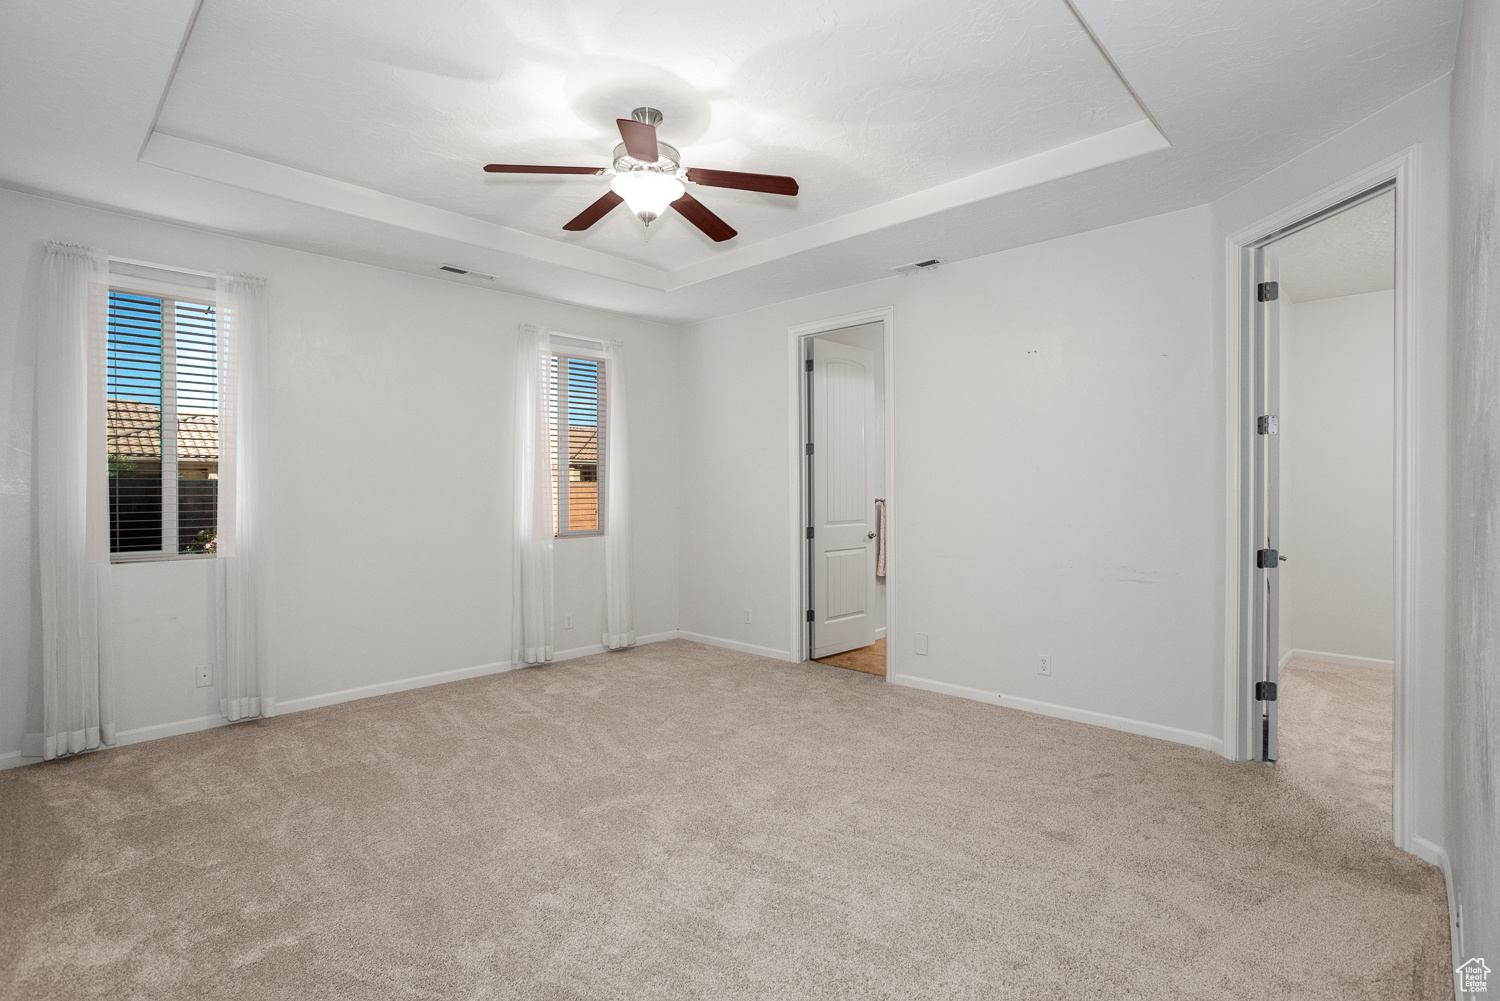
xmin=2 ymin=632 xmax=688 ymax=769
xmin=0 ymin=713 xmax=232 ymax=771
xmin=1410 ymin=836 xmax=1462 ymax=1000
xmin=890 ymin=672 xmax=1224 ymax=755
xmin=1281 ymin=648 xmax=1394 ymax=669
xmin=676 ymin=631 xmax=798 ymax=662
xmin=874 ymin=627 xmax=887 ymax=640
xmin=275 ymin=659 xmax=522 ymax=716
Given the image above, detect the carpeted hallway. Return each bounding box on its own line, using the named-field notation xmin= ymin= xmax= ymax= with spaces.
xmin=0 ymin=641 xmax=1450 ymax=999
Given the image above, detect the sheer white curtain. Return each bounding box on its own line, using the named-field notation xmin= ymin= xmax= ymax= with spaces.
xmin=214 ymin=273 xmax=273 ymax=720
xmin=601 ymin=341 xmax=634 ymax=649
xmin=27 ymin=242 xmax=114 ymax=760
xmin=512 ymin=324 xmax=554 ymax=665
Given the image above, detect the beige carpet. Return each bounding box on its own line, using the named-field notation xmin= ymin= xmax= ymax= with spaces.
xmin=0 ymin=641 xmax=1450 ymax=999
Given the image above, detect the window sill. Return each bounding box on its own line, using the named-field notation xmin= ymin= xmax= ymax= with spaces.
xmin=110 ymin=552 xmax=218 ymax=564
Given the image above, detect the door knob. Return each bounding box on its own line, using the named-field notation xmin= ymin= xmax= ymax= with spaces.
xmin=867 ymin=531 xmax=876 ymax=540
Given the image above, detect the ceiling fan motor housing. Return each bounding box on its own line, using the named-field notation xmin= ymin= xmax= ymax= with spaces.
xmin=612 ymin=141 xmax=681 ymax=176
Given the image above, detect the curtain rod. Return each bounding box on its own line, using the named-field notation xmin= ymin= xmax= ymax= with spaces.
xmin=108 ymin=256 xmax=218 ymax=280
xmin=520 ymin=323 xmax=621 ymax=347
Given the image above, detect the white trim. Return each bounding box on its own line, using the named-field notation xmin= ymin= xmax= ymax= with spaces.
xmin=891 ymin=673 xmax=1223 ymax=755
xmin=274 ymin=660 xmax=522 ymax=715
xmin=787 ymin=307 xmax=897 ymax=680
xmin=1221 ymin=147 xmax=1419 ymax=857
xmin=550 ymin=630 xmax=682 ymax=663
xmin=873 ymin=627 xmax=887 ymax=640
xmin=0 ymin=713 xmax=234 ymax=771
xmin=1410 ymin=836 xmax=1462 ymax=1000
xmin=1280 ymin=648 xmax=1395 ymax=670
xmin=676 ymin=631 xmax=798 ymax=662
xmin=1 ymin=633 xmax=689 ymax=769
xmin=140 ymin=121 xmax=1167 ymax=294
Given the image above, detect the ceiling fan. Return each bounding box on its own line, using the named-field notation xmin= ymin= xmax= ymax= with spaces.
xmin=483 ymin=107 xmax=799 ymax=242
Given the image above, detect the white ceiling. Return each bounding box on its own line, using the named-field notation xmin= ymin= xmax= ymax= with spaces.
xmin=1276 ymin=192 xmax=1394 ymax=304
xmin=156 ymin=0 xmax=1144 ymax=273
xmin=0 ymin=0 xmax=1462 ymax=323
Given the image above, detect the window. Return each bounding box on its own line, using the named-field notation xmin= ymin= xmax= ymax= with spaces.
xmin=547 ymin=353 xmax=607 ymax=536
xmin=106 ymin=287 xmax=219 ymax=559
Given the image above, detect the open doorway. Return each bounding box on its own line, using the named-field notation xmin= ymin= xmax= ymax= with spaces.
xmin=798 ymin=320 xmax=889 ymax=677
xmin=1270 ymin=191 xmax=1398 ymax=829
xmin=1233 ymin=169 xmax=1412 ymax=847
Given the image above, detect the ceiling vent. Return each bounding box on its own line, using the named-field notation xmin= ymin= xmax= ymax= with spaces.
xmin=438 ymin=264 xmax=496 ymax=280
xmin=892 ymin=258 xmax=946 ymax=274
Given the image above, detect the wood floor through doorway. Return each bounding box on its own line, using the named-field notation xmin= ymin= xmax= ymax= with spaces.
xmin=813 ymin=636 xmax=886 ymax=676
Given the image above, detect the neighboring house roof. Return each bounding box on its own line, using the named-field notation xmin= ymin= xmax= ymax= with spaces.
xmin=108 ymin=399 xmax=219 ymax=461
xmin=565 ymin=424 xmax=598 ymax=464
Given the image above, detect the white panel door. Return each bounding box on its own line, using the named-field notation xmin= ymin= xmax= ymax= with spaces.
xmin=812 ymin=338 xmax=876 ymax=658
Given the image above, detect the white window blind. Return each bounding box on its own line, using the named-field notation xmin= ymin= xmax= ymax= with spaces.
xmin=547 ymin=353 xmax=607 ymax=537
xmin=106 ymin=287 xmax=220 ymax=559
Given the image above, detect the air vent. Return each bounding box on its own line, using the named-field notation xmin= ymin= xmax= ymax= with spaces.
xmin=438 ymin=264 xmax=496 ymax=280
xmin=892 ymin=258 xmax=946 ymax=274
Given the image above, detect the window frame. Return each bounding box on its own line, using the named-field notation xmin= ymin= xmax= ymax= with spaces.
xmin=549 ymin=349 xmax=608 ymax=539
xmin=105 ymin=280 xmax=221 ymax=564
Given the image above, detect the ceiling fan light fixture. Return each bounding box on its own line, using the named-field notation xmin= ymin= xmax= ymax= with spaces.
xmin=610 ymin=170 xmax=685 ymax=225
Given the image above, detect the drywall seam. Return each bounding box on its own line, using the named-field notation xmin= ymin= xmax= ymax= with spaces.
xmin=892 ymin=673 xmax=1223 ymax=755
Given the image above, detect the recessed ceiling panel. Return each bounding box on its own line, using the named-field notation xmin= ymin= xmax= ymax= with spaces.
xmin=155 ymin=0 xmax=1145 ymax=271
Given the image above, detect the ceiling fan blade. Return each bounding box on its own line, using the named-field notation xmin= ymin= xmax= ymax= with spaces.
xmin=563 ymin=190 xmax=624 ymax=231
xmin=685 ymin=168 xmax=798 ymax=196
xmin=671 ymin=192 xmax=737 ymax=242
xmin=484 ymin=164 xmax=605 ymax=175
xmin=616 ymin=119 xmax=659 ymax=162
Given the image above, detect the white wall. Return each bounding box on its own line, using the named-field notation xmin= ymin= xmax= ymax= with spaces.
xmin=1213 ymin=75 xmax=1450 ymax=862
xmin=0 ymin=186 xmax=682 ymax=763
xmin=1447 ymin=0 xmax=1500 ymax=965
xmin=1279 ymin=291 xmax=1395 ymax=663
xmin=680 ymin=205 xmax=1223 ymax=748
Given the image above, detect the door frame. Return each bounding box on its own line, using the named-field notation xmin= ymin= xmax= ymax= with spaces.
xmin=1222 ymin=148 xmax=1418 ymax=851
xmin=787 ymin=307 xmax=895 ymax=673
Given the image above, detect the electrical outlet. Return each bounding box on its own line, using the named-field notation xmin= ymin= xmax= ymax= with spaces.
xmin=915 ymin=633 xmax=929 ymax=656
xmin=1039 ymin=654 xmax=1052 ymax=676
xmin=744 ymin=608 xmax=753 ymax=624
xmin=565 ymin=612 xmax=574 ymax=630
xmin=196 ymin=664 xmax=212 ymax=688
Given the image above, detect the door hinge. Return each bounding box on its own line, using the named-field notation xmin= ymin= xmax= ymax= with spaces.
xmin=806 ymin=609 xmax=815 ymax=622
xmin=805 ymin=358 xmax=814 ymax=372
xmin=1255 ymin=681 xmax=1278 ymax=702
xmin=806 ymin=526 xmax=814 ymax=539
xmin=1257 ymin=281 xmax=1279 ymax=301
xmin=1257 ymin=415 xmax=1278 ymax=435
xmin=806 ymin=442 xmax=814 ymax=455
xmin=1256 ymin=548 xmax=1279 ymax=568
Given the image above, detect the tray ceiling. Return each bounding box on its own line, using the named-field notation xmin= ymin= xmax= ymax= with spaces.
xmin=150 ymin=0 xmax=1151 ymax=276
xmin=0 ymin=0 xmax=1461 ymax=323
